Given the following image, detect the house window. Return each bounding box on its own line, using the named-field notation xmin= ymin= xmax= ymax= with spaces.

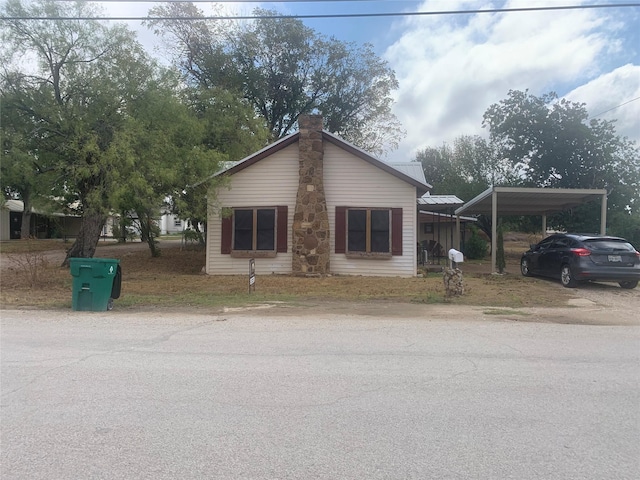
xmin=221 ymin=206 xmax=288 ymax=256
xmin=423 ymin=223 xmax=433 ymax=234
xmin=174 ymin=218 xmax=182 ymax=227
xmin=347 ymin=209 xmax=390 ymax=253
xmin=233 ymin=208 xmax=275 ymax=251
xmin=335 ymin=206 xmax=403 ymax=257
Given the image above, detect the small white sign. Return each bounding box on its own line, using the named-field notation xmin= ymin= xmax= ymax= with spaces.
xmin=249 ymin=258 xmax=256 ymax=293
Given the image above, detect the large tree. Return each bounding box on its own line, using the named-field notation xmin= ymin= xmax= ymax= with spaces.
xmin=146 ymin=4 xmax=404 ymax=155
xmin=0 ymin=82 xmax=55 ymax=238
xmin=169 ymin=86 xmax=269 ymax=242
xmin=483 ymin=90 xmax=640 ymax=236
xmin=1 ymin=0 xmax=165 ymax=262
xmin=416 ymin=91 xmax=639 ymax=243
xmin=416 ymin=135 xmax=516 ymax=201
xmin=108 ymin=78 xmax=217 ymax=256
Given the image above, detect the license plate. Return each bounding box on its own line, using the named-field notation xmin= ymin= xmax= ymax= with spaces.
xmin=608 ymin=255 xmax=622 ymax=262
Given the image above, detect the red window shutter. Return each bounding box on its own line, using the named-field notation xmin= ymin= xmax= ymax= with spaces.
xmin=221 ymin=214 xmax=232 ymax=254
xmin=335 ymin=206 xmax=347 ymax=254
xmin=277 ymin=206 xmax=288 ymax=253
xmin=391 ymin=208 xmax=403 ymax=256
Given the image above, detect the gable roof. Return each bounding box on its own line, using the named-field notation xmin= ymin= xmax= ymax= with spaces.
xmin=388 ymin=162 xmax=430 ymax=186
xmin=216 ymin=131 xmax=431 ymax=196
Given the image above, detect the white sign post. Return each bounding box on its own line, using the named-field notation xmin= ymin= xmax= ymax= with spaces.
xmin=249 ymin=258 xmax=255 ymax=293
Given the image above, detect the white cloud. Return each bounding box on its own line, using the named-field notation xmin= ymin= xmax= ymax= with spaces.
xmin=384 ymin=0 xmax=636 ymax=161
xmin=565 ymin=64 xmax=640 ymax=144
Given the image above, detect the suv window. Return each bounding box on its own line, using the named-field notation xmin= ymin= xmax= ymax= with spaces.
xmin=552 ymin=237 xmax=572 ymax=249
xmin=538 ymin=237 xmax=556 ymax=250
xmin=583 ymin=239 xmax=635 ymax=252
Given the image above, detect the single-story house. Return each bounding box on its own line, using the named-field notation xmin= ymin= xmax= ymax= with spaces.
xmin=205 ymin=115 xmax=432 ymax=277
xmin=159 ymin=212 xmax=187 ymax=235
xmin=0 ymin=200 xmax=23 ymax=241
xmin=0 ymin=199 xmax=82 ymax=241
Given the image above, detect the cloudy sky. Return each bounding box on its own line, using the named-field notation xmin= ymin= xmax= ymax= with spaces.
xmin=98 ymin=0 xmax=639 ymax=161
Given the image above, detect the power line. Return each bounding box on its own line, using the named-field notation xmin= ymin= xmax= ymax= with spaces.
xmin=590 ymin=97 xmax=640 ymax=118
xmin=54 ymin=0 xmax=423 ymax=2
xmin=2 ymin=3 xmax=639 ymax=21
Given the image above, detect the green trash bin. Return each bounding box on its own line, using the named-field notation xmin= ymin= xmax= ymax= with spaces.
xmin=70 ymin=258 xmax=120 ymax=311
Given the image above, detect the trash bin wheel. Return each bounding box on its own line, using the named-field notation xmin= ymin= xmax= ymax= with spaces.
xmin=107 ymin=298 xmax=114 ymax=311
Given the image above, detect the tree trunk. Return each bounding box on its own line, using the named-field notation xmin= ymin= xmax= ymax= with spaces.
xmin=138 ymin=210 xmax=161 ymax=257
xmin=20 ymin=192 xmax=33 ymax=239
xmin=62 ymin=212 xmax=106 ymax=266
xmin=118 ymin=213 xmax=128 ymax=243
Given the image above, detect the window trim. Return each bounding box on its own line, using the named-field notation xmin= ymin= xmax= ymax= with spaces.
xmin=221 ymin=206 xmax=288 ymax=256
xmin=347 ymin=208 xmax=391 ymax=255
xmin=335 ymin=206 xmax=403 ymax=258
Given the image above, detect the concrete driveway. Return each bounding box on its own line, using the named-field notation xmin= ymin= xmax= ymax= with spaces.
xmin=2 ymin=307 xmax=639 ymax=479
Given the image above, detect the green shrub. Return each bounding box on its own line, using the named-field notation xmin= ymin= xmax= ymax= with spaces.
xmin=464 ymin=226 xmax=488 ymax=260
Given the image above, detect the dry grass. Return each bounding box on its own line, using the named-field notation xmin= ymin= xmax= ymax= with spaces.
xmin=0 ymin=238 xmax=74 ymax=254
xmin=0 ymin=236 xmax=575 ymax=311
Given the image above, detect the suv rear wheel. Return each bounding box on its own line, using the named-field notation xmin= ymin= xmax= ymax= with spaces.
xmin=520 ymin=258 xmax=531 ymax=277
xmin=619 ymin=280 xmax=638 ymax=289
xmin=561 ymin=264 xmax=577 ymax=288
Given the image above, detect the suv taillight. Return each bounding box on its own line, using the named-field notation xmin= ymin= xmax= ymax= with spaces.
xmin=571 ymin=247 xmax=591 ymax=256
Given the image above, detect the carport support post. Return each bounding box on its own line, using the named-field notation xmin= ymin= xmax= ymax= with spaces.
xmin=455 ymin=215 xmax=461 ymax=251
xmin=600 ymin=193 xmax=607 ymax=234
xmin=491 ymin=189 xmax=497 ymax=273
xmin=542 ymin=214 xmax=547 ymax=237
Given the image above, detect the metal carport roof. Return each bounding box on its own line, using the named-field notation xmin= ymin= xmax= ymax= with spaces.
xmin=455 ymin=186 xmax=608 ymax=216
xmin=454 ymin=186 xmax=608 ymax=272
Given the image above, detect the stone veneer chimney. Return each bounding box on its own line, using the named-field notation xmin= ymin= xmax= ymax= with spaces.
xmin=292 ymin=115 xmax=331 ymax=274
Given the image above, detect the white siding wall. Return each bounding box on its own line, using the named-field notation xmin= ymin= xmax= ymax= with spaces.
xmin=324 ymin=143 xmax=417 ymax=277
xmin=206 ymin=144 xmax=299 ymax=275
xmin=160 ymin=213 xmax=186 ymax=235
xmin=206 ymin=141 xmax=418 ymax=277
xmin=0 ymin=208 xmax=9 ymax=241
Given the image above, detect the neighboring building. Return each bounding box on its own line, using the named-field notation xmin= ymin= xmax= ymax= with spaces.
xmin=160 ymin=212 xmax=187 ymax=235
xmin=205 ymin=115 xmax=431 ymax=277
xmin=0 ymin=200 xmax=82 ymax=241
xmin=0 ymin=200 xmax=23 ymax=241
xmin=417 ymin=194 xmax=476 ymax=264
xmin=417 ymin=211 xmax=477 ymax=264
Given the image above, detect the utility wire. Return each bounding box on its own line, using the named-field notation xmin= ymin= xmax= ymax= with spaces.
xmin=53 ymin=0 xmax=424 ymax=2
xmin=2 ymin=3 xmax=639 ymax=21
xmin=590 ymin=97 xmax=640 ymax=118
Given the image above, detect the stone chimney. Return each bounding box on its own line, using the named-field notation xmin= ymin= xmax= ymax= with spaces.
xmin=292 ymin=115 xmax=330 ymax=274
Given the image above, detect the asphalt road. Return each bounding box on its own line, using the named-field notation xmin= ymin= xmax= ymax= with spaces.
xmin=1 ymin=307 xmax=639 ymax=480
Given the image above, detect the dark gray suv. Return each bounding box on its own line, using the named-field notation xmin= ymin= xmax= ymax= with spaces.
xmin=521 ymin=233 xmax=640 ymax=288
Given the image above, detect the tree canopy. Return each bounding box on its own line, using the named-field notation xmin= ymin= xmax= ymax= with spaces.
xmin=2 ymin=0 xmax=149 ymax=260
xmin=146 ymin=4 xmax=404 ymax=155
xmin=417 ymin=90 xmax=640 ymax=244
xmin=1 ymin=0 xmax=263 ymax=260
xmin=484 ymin=90 xmax=639 ymax=238
xmin=416 ymin=135 xmax=517 ymax=202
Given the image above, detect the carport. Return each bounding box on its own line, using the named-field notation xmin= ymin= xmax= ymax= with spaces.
xmin=454 ymin=187 xmax=608 ymax=272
